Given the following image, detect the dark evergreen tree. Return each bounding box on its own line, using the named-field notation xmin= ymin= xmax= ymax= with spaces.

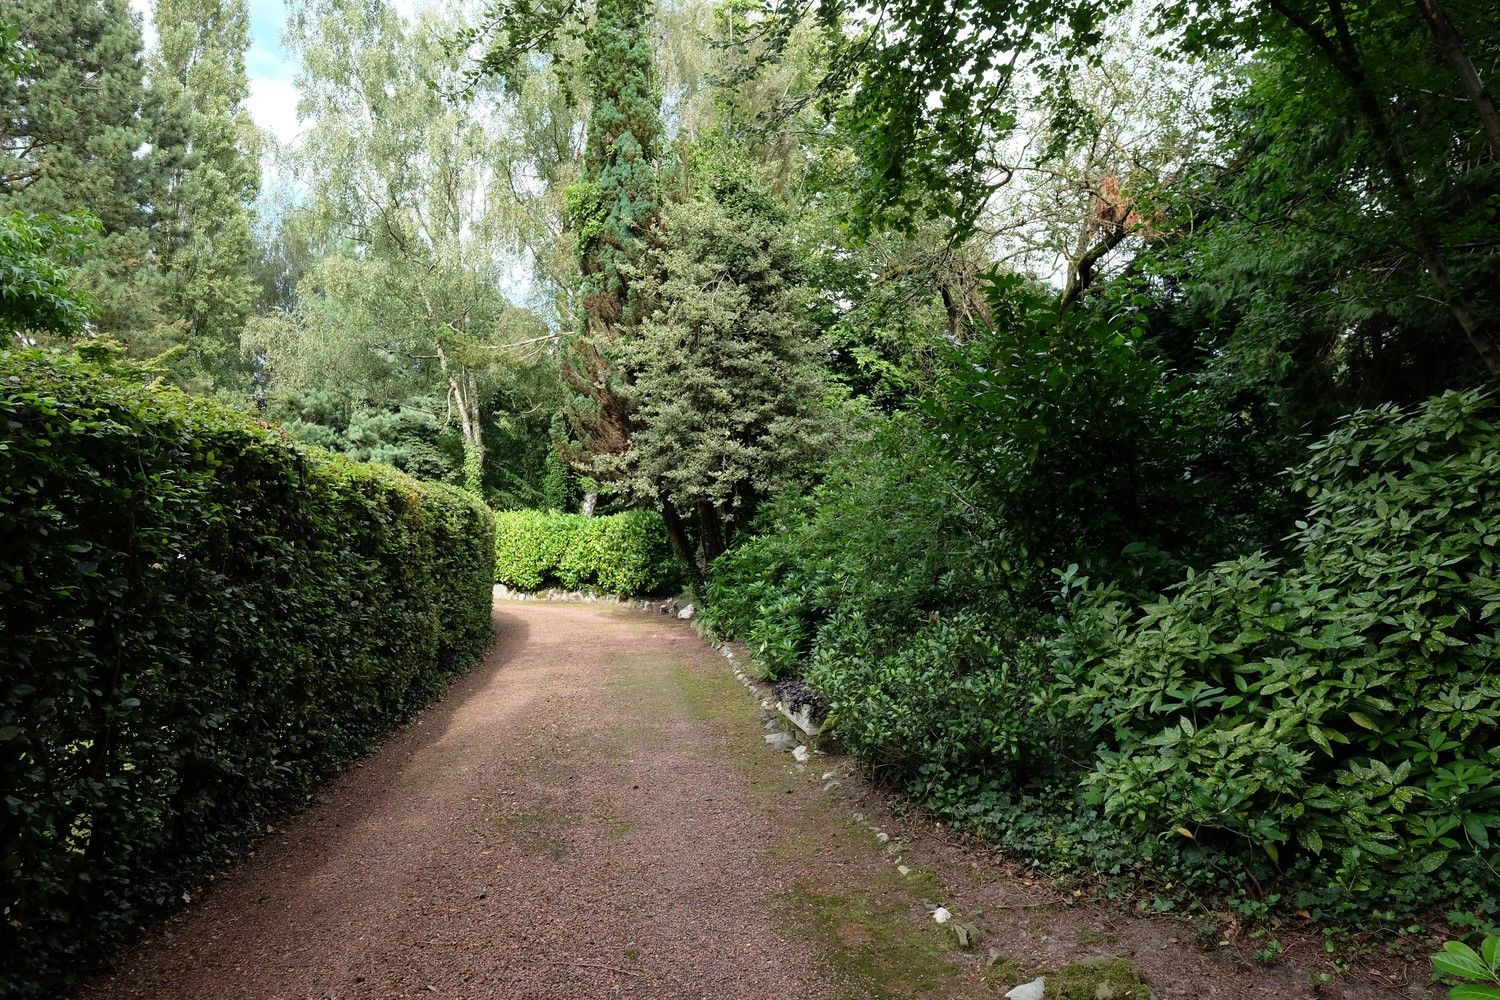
xmin=151 ymin=0 xmax=262 ymax=396
xmin=0 ymin=0 xmax=185 ymax=351
xmin=559 ymin=0 xmax=665 ymax=473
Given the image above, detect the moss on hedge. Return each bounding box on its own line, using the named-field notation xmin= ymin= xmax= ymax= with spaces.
xmin=493 ymin=508 xmax=682 ymax=596
xmin=0 ymin=351 xmax=496 ymax=997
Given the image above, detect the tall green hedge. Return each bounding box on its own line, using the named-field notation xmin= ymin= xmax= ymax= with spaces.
xmin=493 ymin=508 xmax=682 ymax=596
xmin=0 ymin=351 xmax=496 ymax=997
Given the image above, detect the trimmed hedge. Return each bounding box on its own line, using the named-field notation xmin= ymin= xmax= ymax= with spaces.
xmin=0 ymin=351 xmax=496 ymax=997
xmin=493 ymin=508 xmax=681 ymax=596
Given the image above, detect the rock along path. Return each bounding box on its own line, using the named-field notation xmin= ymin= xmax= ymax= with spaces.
xmin=79 ymin=603 xmax=1426 ymax=1000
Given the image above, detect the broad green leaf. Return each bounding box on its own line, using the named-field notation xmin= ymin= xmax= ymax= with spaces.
xmin=1446 ymin=985 xmax=1500 ymax=1000
xmin=1435 ymin=944 xmax=1491 ymax=981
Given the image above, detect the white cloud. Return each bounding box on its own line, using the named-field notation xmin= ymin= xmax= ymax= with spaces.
xmin=247 ymin=77 xmax=303 ymax=145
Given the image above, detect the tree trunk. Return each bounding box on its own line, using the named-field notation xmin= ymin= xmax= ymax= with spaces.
xmin=696 ymin=500 xmax=726 ymax=569
xmin=658 ymin=493 xmax=701 ymax=588
xmin=1414 ymin=0 xmax=1500 ymax=160
xmin=436 ymin=345 xmax=485 ymax=495
xmin=581 ymin=491 xmax=598 ymax=517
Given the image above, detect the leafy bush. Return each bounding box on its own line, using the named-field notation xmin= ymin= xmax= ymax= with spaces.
xmin=492 ymin=508 xmax=682 ymax=596
xmin=1068 ymin=390 xmax=1500 ymax=891
xmin=494 ymin=509 xmax=590 ymax=590
xmin=0 ymin=351 xmax=496 ymax=998
xmin=705 ymin=418 xmax=1066 ymax=797
xmin=811 ymin=609 xmax=1060 ymax=810
xmin=708 ymin=387 xmax=1500 ymax=925
xmin=926 ymin=275 xmax=1304 ymax=589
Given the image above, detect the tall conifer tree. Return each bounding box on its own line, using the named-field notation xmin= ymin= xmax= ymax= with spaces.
xmin=0 ymin=0 xmax=181 ymax=350
xmin=151 ymin=0 xmax=262 ymax=394
xmin=561 ymin=0 xmax=664 ymax=471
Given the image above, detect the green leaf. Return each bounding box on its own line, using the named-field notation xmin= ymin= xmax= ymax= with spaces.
xmin=1435 ymin=944 xmax=1491 ymax=981
xmin=1446 ymin=986 xmax=1500 ymax=1000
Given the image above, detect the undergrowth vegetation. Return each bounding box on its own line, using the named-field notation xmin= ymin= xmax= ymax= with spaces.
xmin=493 ymin=508 xmax=682 ymax=595
xmin=0 ymin=352 xmax=496 ymax=998
xmin=703 ymin=297 xmax=1500 ymax=934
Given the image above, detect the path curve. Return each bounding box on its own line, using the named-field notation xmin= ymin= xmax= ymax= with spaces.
xmin=78 ymin=602 xmax=1426 ymax=1000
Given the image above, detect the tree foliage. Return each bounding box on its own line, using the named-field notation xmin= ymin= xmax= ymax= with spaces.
xmin=150 ymin=0 xmax=262 ymax=396
xmin=615 ymin=147 xmax=838 ymax=568
xmin=256 ymin=0 xmax=546 ymax=494
xmin=0 ymin=210 xmax=98 ymax=338
xmin=0 ymin=0 xmax=185 ymax=352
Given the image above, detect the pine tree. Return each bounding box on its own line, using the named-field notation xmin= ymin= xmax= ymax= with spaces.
xmin=151 ymin=0 xmax=262 ymax=396
xmin=0 ymin=0 xmax=182 ymax=350
xmin=618 ymin=147 xmax=836 ymax=572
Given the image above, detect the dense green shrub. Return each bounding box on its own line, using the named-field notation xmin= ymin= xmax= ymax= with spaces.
xmin=1068 ymin=390 xmax=1500 ymax=892
xmin=492 ymin=508 xmax=682 ymax=596
xmin=925 ymin=276 xmax=1285 ymax=587
xmin=707 ymin=388 xmax=1500 ymax=924
xmin=0 ymin=351 xmax=496 ymax=998
xmin=704 ymin=418 xmax=1065 ymax=797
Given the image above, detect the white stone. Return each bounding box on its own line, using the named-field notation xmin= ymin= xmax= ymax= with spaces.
xmin=792 ymin=745 xmax=810 ymax=763
xmin=875 ymin=831 xmax=890 ymax=844
xmin=677 ymin=603 xmax=695 ymax=619
xmin=1005 ymin=977 xmax=1046 ymax=1000
xmin=777 ymin=702 xmax=823 ymax=737
xmin=764 ymin=733 xmax=796 ymax=752
xmin=897 ymin=865 xmax=911 ymax=876
xmin=932 ymin=907 xmax=952 ymax=924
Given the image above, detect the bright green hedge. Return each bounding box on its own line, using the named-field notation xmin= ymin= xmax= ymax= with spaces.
xmin=493 ymin=508 xmax=682 ymax=596
xmin=0 ymin=351 xmax=496 ymax=997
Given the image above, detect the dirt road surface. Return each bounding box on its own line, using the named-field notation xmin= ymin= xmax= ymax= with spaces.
xmin=77 ymin=602 xmax=1427 ymax=999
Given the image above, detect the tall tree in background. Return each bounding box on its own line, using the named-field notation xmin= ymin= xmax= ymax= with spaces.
xmin=617 ymin=145 xmax=836 ymax=573
xmin=151 ymin=0 xmax=262 ymax=396
xmin=1154 ymin=0 xmax=1500 ymax=388
xmin=751 ymin=0 xmax=1500 ymax=385
xmin=563 ymin=0 xmax=664 ymax=481
xmin=0 ymin=0 xmax=183 ymax=351
xmin=472 ymin=0 xmax=665 ymax=500
xmin=255 ymin=0 xmax=534 ymax=494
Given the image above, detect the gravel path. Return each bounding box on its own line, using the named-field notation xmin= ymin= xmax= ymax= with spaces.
xmin=77 ymin=602 xmax=1429 ymax=1000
